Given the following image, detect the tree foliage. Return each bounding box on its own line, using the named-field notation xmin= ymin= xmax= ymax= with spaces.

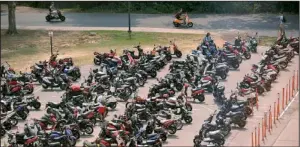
xmin=16 ymin=1 xmax=299 ymax=14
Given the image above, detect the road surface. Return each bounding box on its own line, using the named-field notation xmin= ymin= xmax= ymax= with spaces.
xmin=1 ymin=12 xmax=299 ymax=37
xmin=1 ymin=47 xmax=298 ymax=146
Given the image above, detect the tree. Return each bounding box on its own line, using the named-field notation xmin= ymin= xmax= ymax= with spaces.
xmin=7 ymin=1 xmax=17 ymax=35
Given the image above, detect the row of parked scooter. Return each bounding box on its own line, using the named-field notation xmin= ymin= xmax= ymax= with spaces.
xmin=0 ymin=43 xmax=184 ymax=147
xmin=192 ymin=35 xmax=299 ymax=147
xmin=80 ymin=36 xmax=261 ymax=147
xmin=0 ymin=52 xmax=83 ymax=146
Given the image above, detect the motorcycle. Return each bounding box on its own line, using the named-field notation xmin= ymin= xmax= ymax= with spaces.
xmin=173 ymin=13 xmax=193 ymax=28
xmin=246 ymin=33 xmax=258 ymax=53
xmin=46 ymin=9 xmax=66 ymax=21
xmin=41 ymin=72 xmax=68 ymax=90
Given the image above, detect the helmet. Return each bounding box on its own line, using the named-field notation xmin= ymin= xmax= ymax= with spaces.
xmin=206 ymin=32 xmax=210 ymax=36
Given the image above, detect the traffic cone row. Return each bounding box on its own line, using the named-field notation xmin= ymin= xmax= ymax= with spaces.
xmin=251 ymin=70 xmax=299 ymax=147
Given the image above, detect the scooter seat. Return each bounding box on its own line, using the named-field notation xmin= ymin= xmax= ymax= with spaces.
xmin=52 ymin=135 xmax=66 ymax=140
xmin=203 ymin=137 xmax=214 ymax=142
xmin=227 ymin=55 xmax=236 ymax=59
xmin=125 ymin=77 xmax=135 ymax=81
xmin=51 ymin=131 xmax=62 ymax=135
xmin=226 ymin=111 xmax=241 ymax=116
xmin=105 ymin=138 xmax=112 ymax=142
xmin=201 ymin=82 xmax=211 ymax=87
xmin=265 ymin=69 xmax=275 ymax=73
xmin=146 ymin=139 xmax=157 ymax=144
xmin=273 ymin=55 xmax=286 ymax=60
xmin=107 ymin=127 xmax=116 ymax=131
xmin=216 ymin=64 xmax=227 ymax=68
xmin=207 ymin=130 xmax=222 ymax=136
xmin=109 ymin=121 xmax=120 ymax=127
xmin=231 ymin=105 xmax=242 ymax=110
xmin=48 ymin=142 xmax=61 ymax=146
xmin=136 ymin=108 xmax=146 ymax=112
xmin=159 ymin=88 xmax=166 ymax=93
xmin=206 ymin=71 xmax=216 ymax=75
xmin=135 ymin=104 xmax=145 ymax=108
xmin=100 ymin=75 xmax=109 ymax=79
xmin=147 ymin=133 xmax=158 ymax=138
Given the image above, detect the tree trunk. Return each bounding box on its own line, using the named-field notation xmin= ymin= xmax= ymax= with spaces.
xmin=7 ymin=1 xmax=18 ymax=35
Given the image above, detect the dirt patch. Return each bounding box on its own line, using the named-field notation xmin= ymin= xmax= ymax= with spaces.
xmin=1 ymin=4 xmax=47 ymax=13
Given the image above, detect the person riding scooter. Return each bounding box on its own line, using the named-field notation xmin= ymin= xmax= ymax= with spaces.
xmin=49 ymin=2 xmax=56 ymax=16
xmin=234 ymin=35 xmax=242 ymax=47
xmin=175 ymin=8 xmax=187 ymax=25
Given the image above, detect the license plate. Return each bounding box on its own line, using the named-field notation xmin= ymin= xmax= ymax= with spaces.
xmin=171 ymin=83 xmax=174 ymax=87
xmin=110 ymin=86 xmax=115 ymax=92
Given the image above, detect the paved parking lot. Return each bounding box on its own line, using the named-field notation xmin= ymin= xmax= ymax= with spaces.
xmin=2 ymin=46 xmax=298 ymax=146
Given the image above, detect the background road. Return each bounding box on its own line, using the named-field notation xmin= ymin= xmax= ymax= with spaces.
xmin=1 ymin=12 xmax=299 ymax=37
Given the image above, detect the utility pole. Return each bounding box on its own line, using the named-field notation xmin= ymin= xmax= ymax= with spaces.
xmin=48 ymin=31 xmax=53 ymax=55
xmin=128 ymin=1 xmax=132 ymax=39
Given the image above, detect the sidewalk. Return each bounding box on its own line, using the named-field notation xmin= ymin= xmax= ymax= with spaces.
xmin=270 ymin=94 xmax=299 ymax=146
xmin=225 ymin=56 xmax=299 ymax=146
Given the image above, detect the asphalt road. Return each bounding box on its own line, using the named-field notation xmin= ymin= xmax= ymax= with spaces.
xmin=1 ymin=46 xmax=298 ymax=146
xmin=1 ymin=12 xmax=299 ymax=37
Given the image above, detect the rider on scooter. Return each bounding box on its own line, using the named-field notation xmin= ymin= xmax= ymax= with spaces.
xmin=49 ymin=2 xmax=56 ymax=16
xmin=234 ymin=35 xmax=242 ymax=47
xmin=175 ymin=8 xmax=187 ymax=25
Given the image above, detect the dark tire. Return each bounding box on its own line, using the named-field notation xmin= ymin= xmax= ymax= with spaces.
xmin=185 ymin=103 xmax=193 ymax=111
xmin=42 ymin=84 xmax=48 ymax=89
xmin=33 ymin=102 xmax=41 ymax=110
xmin=238 ymin=57 xmax=243 ymax=63
xmin=175 ymin=84 xmax=183 ymax=91
xmin=232 ymin=62 xmax=240 ymax=69
xmin=60 ymin=15 xmax=66 ymax=21
xmin=124 ymin=87 xmax=132 ymax=98
xmin=279 ymin=61 xmax=288 ymax=69
xmin=45 ymin=15 xmax=51 ymax=22
xmin=166 ymin=55 xmax=172 ymax=61
xmin=187 ymin=22 xmax=193 ymax=27
xmin=150 ymin=71 xmax=157 ymax=78
xmin=0 ymin=103 xmax=7 ymax=114
xmin=137 ymin=78 xmax=145 ymax=86
xmin=85 ymin=125 xmax=94 ymax=135
xmin=20 ymin=112 xmax=28 ymax=120
xmin=175 ymin=120 xmax=183 ymax=130
xmin=94 ymin=58 xmax=101 ymax=65
xmin=245 ymin=107 xmax=253 ymax=116
xmin=265 ymin=84 xmax=272 ymax=91
xmin=184 ymin=116 xmax=193 ymax=124
xmin=195 ymin=94 xmax=205 ymax=102
xmin=60 ymin=84 xmax=66 ymax=90
xmin=220 ymin=73 xmax=227 ymax=80
xmin=244 ymin=52 xmax=251 ymax=59
xmin=168 ymin=124 xmax=177 ymax=135
xmin=125 ymin=102 xmax=132 ymax=109
xmin=223 ymin=125 xmax=231 ymax=136
xmin=109 ymin=102 xmax=117 ymax=110
xmin=173 ymin=22 xmax=180 ymax=27
xmin=160 ymin=134 xmax=167 ymax=142
xmin=175 ymin=51 xmax=182 ymax=58
xmin=238 ymin=120 xmax=247 ymax=128
xmin=0 ymin=128 xmax=6 ymax=137
xmin=257 ymin=86 xmax=264 ymax=95
xmin=72 ymin=129 xmax=81 ymax=140
xmin=9 ymin=118 xmax=18 ymax=126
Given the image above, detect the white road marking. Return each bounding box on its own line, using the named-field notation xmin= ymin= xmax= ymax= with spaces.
xmin=279 ymin=91 xmax=298 ymax=118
